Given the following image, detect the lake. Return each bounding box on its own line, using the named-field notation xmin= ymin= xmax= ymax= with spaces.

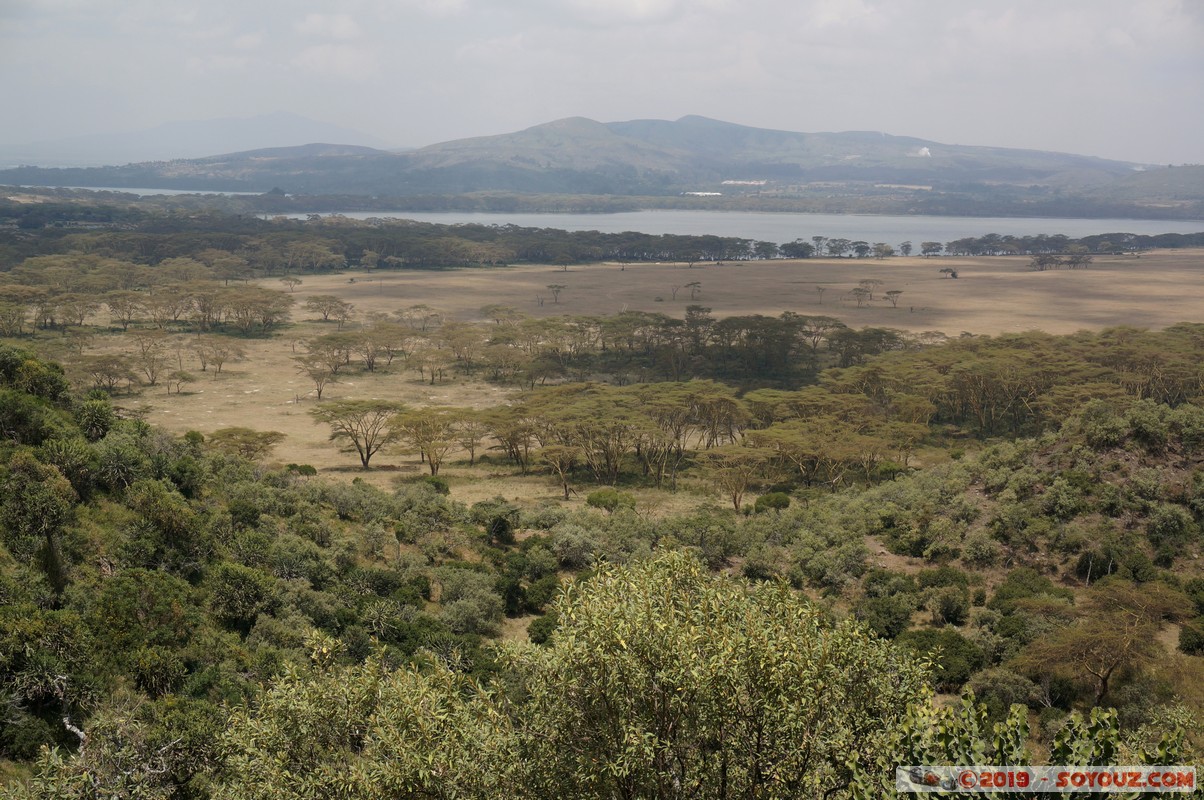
xmin=292 ymin=209 xmax=1204 ymax=244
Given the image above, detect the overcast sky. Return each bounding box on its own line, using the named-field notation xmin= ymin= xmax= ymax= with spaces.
xmin=2 ymin=0 xmax=1202 ymax=164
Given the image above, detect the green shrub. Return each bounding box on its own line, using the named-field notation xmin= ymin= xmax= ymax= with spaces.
xmin=1 ymin=712 xmax=57 ymax=760
xmin=527 ymin=611 xmax=558 ymax=644
xmin=207 ymin=563 xmax=280 ymax=634
xmin=916 ymin=565 xmax=969 ymax=589
xmin=525 ymin=575 xmax=560 ymax=613
xmin=1180 ymin=618 xmax=1204 ymax=656
xmin=419 ymin=474 xmax=450 ymax=495
xmin=437 ymin=569 xmax=504 ymax=636
xmin=753 ymin=492 xmax=791 ymax=513
xmin=586 ymin=488 xmax=636 ymax=514
xmin=1186 ymin=578 xmax=1204 ymax=615
xmin=1042 ymin=477 xmax=1084 ymax=520
xmin=961 ymin=531 xmax=1002 ymax=567
xmin=928 ymin=586 xmax=970 ymax=626
xmin=896 ymin=628 xmax=984 ymax=691
xmin=133 ymin=646 xmax=187 ymax=697
xmin=1126 ymin=400 xmax=1170 ymax=452
xmin=966 ymin=667 xmax=1041 ymax=722
xmin=551 ymin=523 xmax=596 ymax=570
xmin=854 ymin=594 xmax=915 ymax=639
xmin=1079 ymin=400 xmax=1128 ymax=450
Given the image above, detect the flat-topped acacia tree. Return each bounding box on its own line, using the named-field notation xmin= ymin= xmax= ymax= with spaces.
xmin=310 ymin=399 xmax=406 ymax=469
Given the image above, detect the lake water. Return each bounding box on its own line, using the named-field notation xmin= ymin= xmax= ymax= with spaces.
xmin=26 ymin=187 xmax=1204 ymax=242
xmin=296 ymin=209 xmax=1203 ymax=244
xmin=29 ymin=185 xmax=261 ymax=197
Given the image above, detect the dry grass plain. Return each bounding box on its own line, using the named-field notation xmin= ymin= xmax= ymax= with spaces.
xmin=82 ymin=248 xmax=1204 ymax=506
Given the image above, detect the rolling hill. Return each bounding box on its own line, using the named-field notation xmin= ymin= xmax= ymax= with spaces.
xmin=2 ymin=116 xmax=1201 ymax=217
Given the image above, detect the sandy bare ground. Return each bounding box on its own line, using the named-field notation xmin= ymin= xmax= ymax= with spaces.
xmin=309 ymin=249 xmax=1204 ymax=336
xmin=75 ymin=248 xmax=1204 ymax=498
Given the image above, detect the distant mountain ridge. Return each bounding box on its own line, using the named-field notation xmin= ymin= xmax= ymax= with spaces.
xmin=2 ymin=115 xmax=1201 ymax=218
xmin=0 ymin=112 xmax=391 ymax=167
xmin=414 ymin=115 xmax=1142 ymax=184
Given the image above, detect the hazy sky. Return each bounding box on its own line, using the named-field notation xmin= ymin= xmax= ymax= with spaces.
xmin=3 ymin=0 xmax=1203 ymax=163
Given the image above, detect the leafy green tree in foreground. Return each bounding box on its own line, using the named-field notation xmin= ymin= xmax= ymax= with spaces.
xmin=851 ymin=694 xmax=1197 ymax=800
xmin=507 ymin=553 xmax=929 ymax=799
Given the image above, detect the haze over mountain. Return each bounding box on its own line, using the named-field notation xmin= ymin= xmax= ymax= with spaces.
xmin=0 ymin=112 xmax=392 ymax=168
xmin=3 ymin=115 xmax=1200 ymax=219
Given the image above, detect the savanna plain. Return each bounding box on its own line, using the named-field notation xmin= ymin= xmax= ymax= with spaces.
xmin=127 ymin=249 xmax=1204 ymax=488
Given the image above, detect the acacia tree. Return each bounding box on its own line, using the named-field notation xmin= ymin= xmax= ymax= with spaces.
xmin=858 ymin=278 xmax=883 ymax=300
xmin=310 ymin=400 xmax=405 ymax=469
xmin=105 ymin=290 xmax=143 ymax=331
xmin=128 ymin=330 xmax=172 ymax=386
xmin=225 ymin=287 xmax=293 ymax=334
xmin=207 ymin=427 xmax=287 ymax=461
xmin=538 ymin=444 xmax=581 ymax=500
xmin=696 ymin=444 xmax=774 ymax=511
xmin=1011 ymin=581 xmax=1190 ymax=708
xmin=391 ymin=406 xmax=460 ymax=475
xmin=293 ymin=354 xmax=338 ymax=400
xmin=75 ymin=354 xmax=136 ymax=394
xmin=192 ymin=336 xmax=246 ymax=377
xmin=305 ymin=295 xmax=354 ymax=324
xmin=455 ymin=412 xmax=490 ymax=466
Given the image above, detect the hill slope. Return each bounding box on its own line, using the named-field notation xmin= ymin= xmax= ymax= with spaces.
xmin=2 ymin=116 xmax=1201 ymax=217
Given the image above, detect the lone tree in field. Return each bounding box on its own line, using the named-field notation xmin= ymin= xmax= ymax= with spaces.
xmin=858 ymin=278 xmax=883 ymax=300
xmin=128 ymin=329 xmax=172 ymax=386
xmin=885 ymin=290 xmax=903 ymax=308
xmin=280 ymin=276 xmax=302 ymax=292
xmin=165 ymin=370 xmax=196 ymax=395
xmin=546 ymin=284 xmax=566 ymax=304
xmin=292 ymin=354 xmax=338 ymax=400
xmin=192 ymin=336 xmax=246 ymax=377
xmin=310 ymin=400 xmax=406 ymax=469
xmin=305 ymin=295 xmax=354 ymax=326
